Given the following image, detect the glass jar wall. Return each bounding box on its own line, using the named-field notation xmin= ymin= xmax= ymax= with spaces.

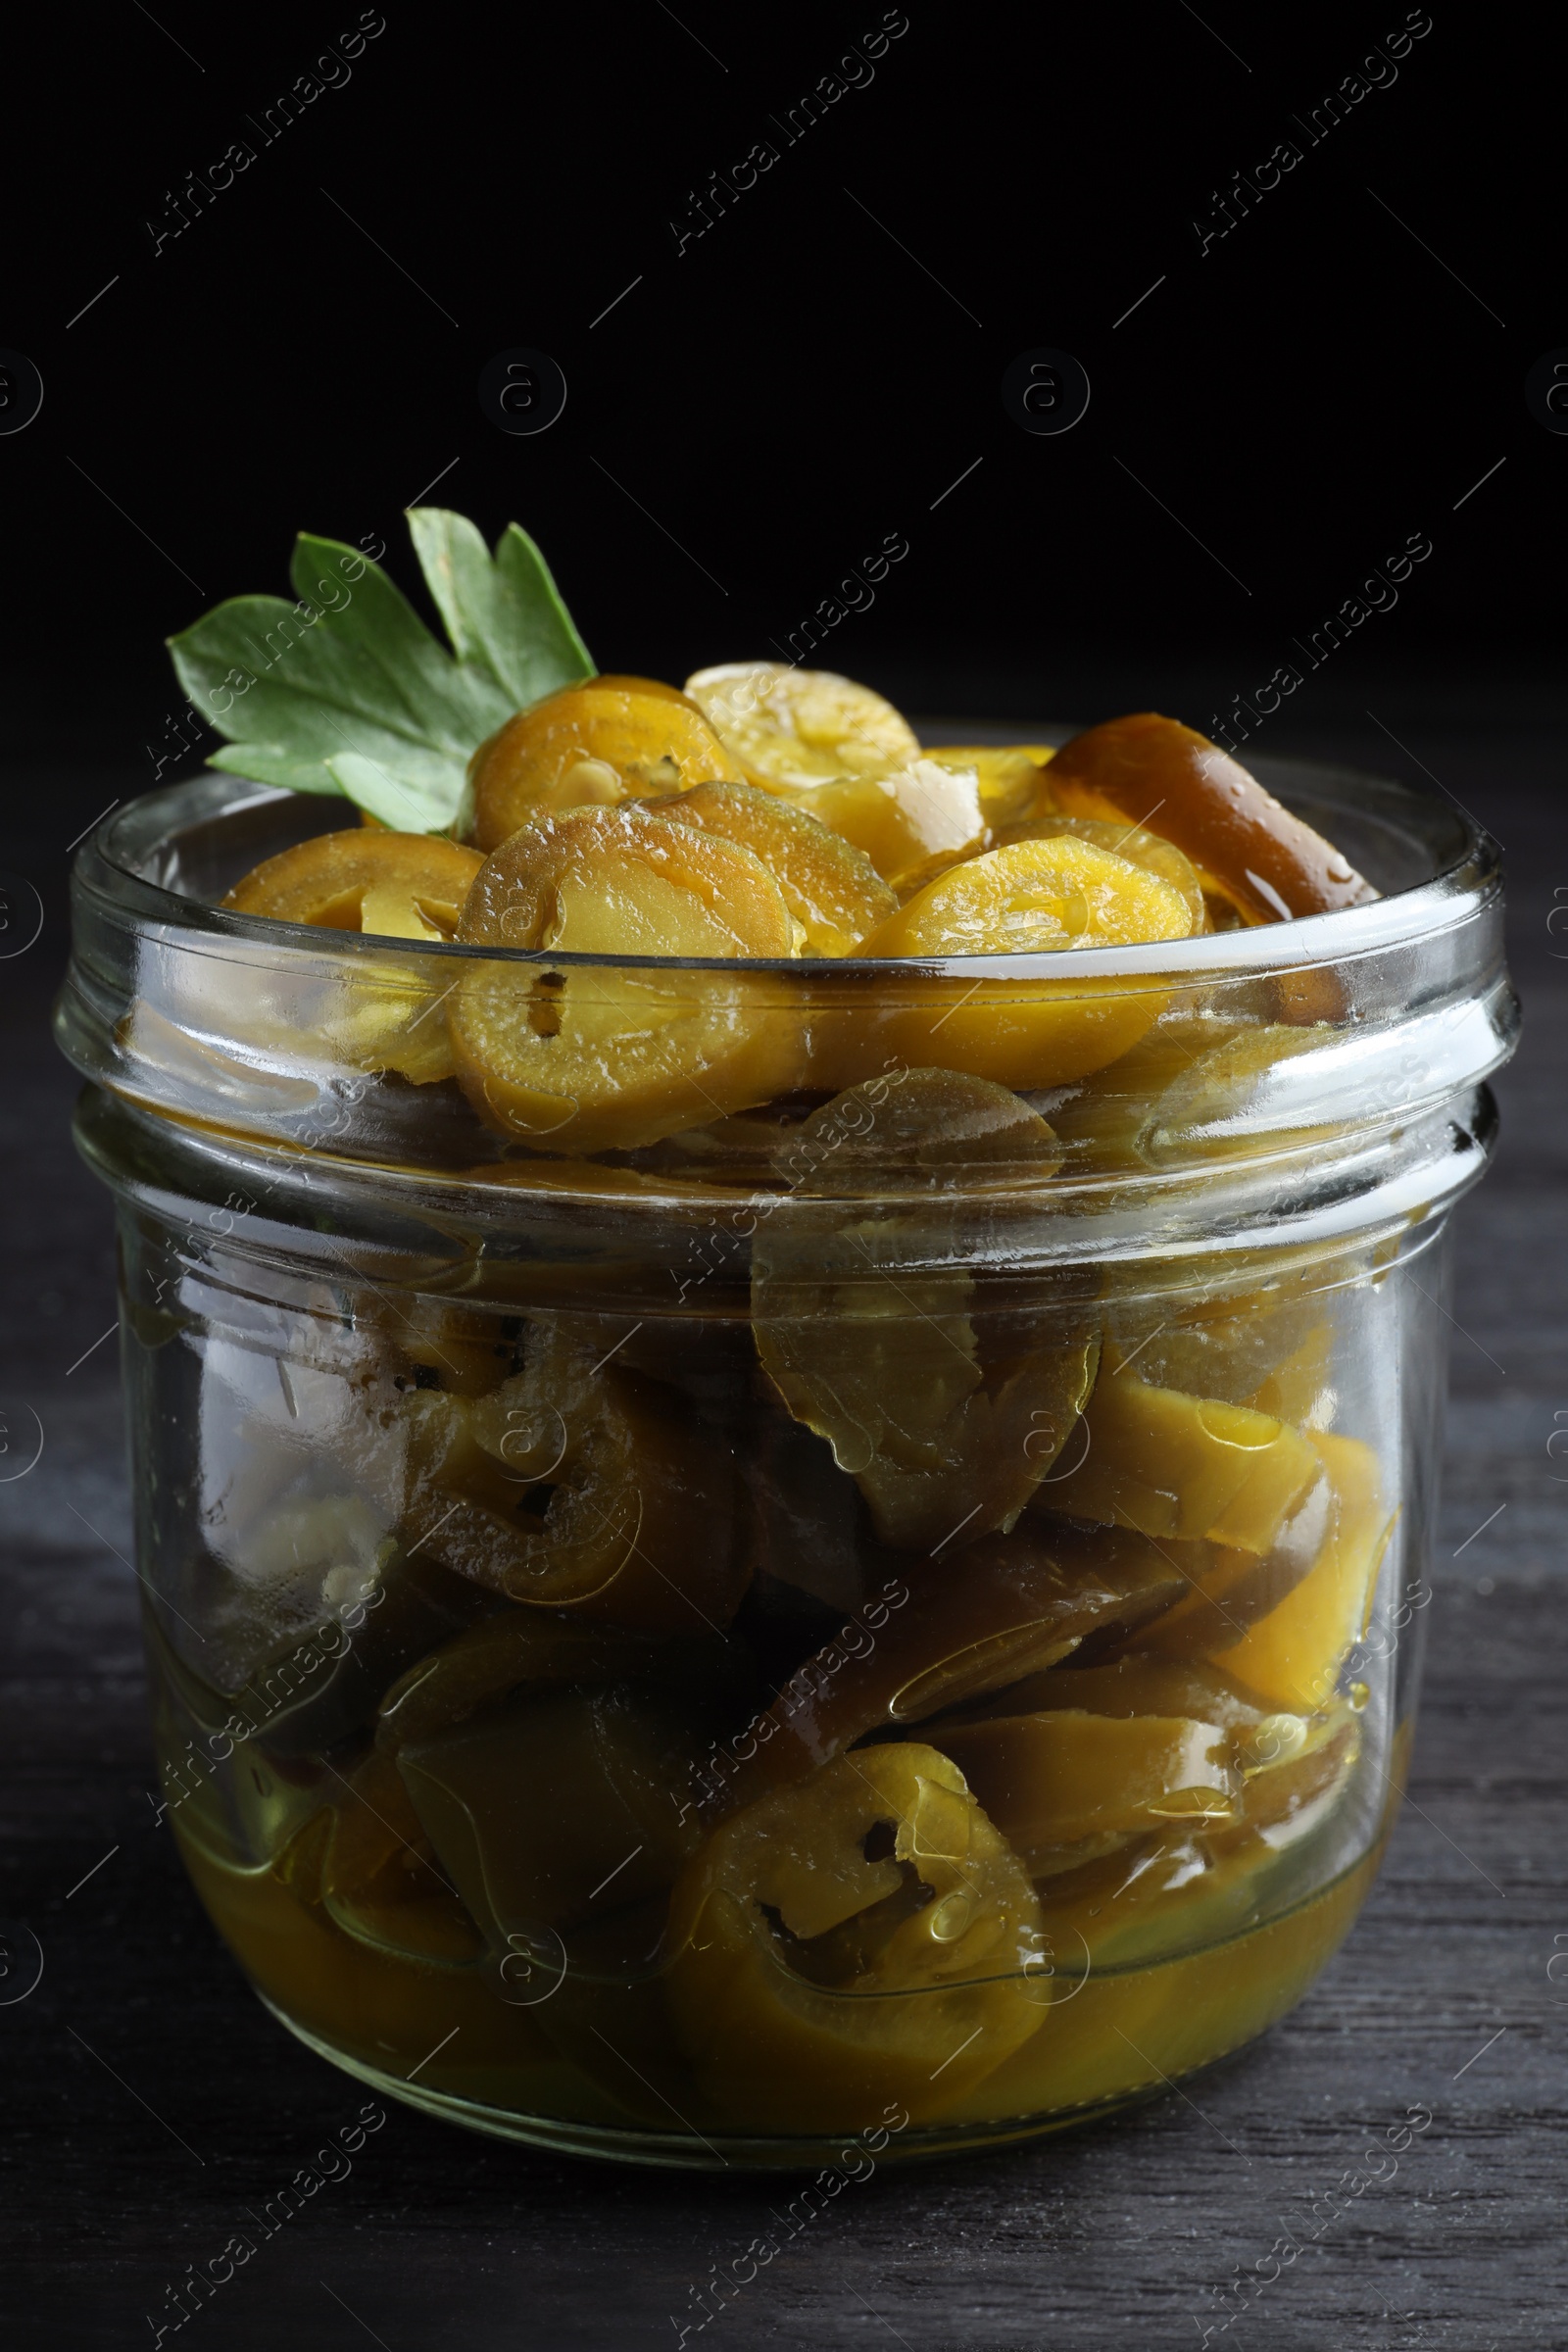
xmin=59 ymin=759 xmax=1515 ymax=2166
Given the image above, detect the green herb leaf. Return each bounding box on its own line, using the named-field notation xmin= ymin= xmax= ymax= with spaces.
xmin=407 ymin=509 xmax=593 ymax=709
xmin=322 ymin=752 xmax=463 ymax=833
xmin=168 ymin=514 xmax=594 ymax=832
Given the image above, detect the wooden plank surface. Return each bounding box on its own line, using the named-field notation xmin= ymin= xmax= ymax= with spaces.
xmin=3 ymin=715 xmax=1564 ymax=2349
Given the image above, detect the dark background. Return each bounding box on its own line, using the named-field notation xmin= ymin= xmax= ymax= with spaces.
xmin=4 ymin=7 xmax=1567 ymax=2349
xmin=1 ymin=1 xmax=1562 ymax=741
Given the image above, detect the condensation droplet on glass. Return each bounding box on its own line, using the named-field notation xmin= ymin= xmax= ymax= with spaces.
xmin=928 ymin=1892 xmax=972 ymax=1942
xmin=1252 ymin=1712 xmax=1308 ymax=1766
xmin=1196 ymin=1398 xmax=1279 ymax=1451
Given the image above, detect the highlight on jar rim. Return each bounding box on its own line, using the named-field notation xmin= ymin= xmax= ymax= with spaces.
xmin=56 ymin=503 xmax=1516 ymax=2164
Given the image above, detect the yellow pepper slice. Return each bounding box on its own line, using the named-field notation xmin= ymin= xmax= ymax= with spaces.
xmin=935 ymin=1710 xmax=1238 ymax=1863
xmin=456 ymin=801 xmax=793 ymax=957
xmin=1047 ymin=1365 xmax=1322 ymax=1555
xmin=1020 ymin=1765 xmax=1361 ymax=1969
xmin=1102 ymin=1271 xmax=1332 ymax=1410
xmin=221 ymin=829 xmax=485 ymax=1085
xmin=934 ymin=1650 xmax=1347 ymax=1859
xmin=998 ymin=815 xmax=1207 ymax=934
xmin=223 ymin=828 xmax=483 ymax=933
xmin=949 ymin=1649 xmax=1266 ymax=1734
xmin=756 ymin=1275 xmax=1098 ymax=1552
xmin=854 ymin=835 xmax=1193 ymax=1089
xmin=862 ymin=834 xmax=1192 ymax=959
xmin=1136 ymin=1023 xmax=1341 ymax=1165
xmin=655 ymin=778 xmax=895 ymax=954
xmin=326 ymin=972 xmax=464 ymax=1086
xmin=1246 ymin=1324 xmax=1336 ymax=1425
xmin=933 ymin=1650 xmax=1362 ymax=1965
xmin=1036 ymin=1005 xmax=1259 ymax=1173
xmin=1214 ymin=1709 xmax=1362 ymax=1850
xmin=1126 ymin=1530 xmax=1312 ymax=1662
xmin=449 ymin=806 xmax=802 ymax=1151
xmin=685 ymin=663 xmax=982 ymax=891
xmin=684 ymin=662 xmax=920 ymax=786
xmin=468 ymin=676 xmax=743 ymax=850
xmin=664 ymin=1742 xmax=1048 ymax=2128
xmin=1124 ymin=1433 xmax=1379 ymax=1681
xmin=1214 ymin=1433 xmax=1393 ymax=1712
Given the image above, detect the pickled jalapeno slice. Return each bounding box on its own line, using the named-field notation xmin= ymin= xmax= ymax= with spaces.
xmin=664 ymin=1742 xmax=1050 ymax=2127
xmin=375 ymin=1612 xmax=664 ymax=1753
xmin=854 ymin=834 xmax=1195 ymax=1088
xmin=996 ymin=813 xmax=1208 ymax=935
xmin=654 ymin=779 xmax=896 ymax=955
xmin=753 ymin=1072 xmax=1098 ymax=1549
xmin=449 ymin=805 xmax=802 ymax=1151
xmin=761 ymin=760 xmax=987 ymax=895
xmin=222 ymin=829 xmax=484 ymax=935
xmin=467 ymin=676 xmax=744 ymax=850
xmin=398 ymin=1684 xmax=714 ymax=1946
xmin=1208 ymin=1432 xmax=1393 ymax=1713
xmin=398 ymin=1321 xmax=751 ymax=1633
xmin=1045 ymin=1362 xmax=1323 ymax=1555
xmin=315 ymin=1747 xmax=484 ymax=1967
xmin=720 ymin=1527 xmax=1188 ymax=1808
xmin=927 ymin=1652 xmax=1353 ymax=1873
xmin=934 ymin=1709 xmax=1239 ymax=1861
xmin=1045 ymin=711 xmax=1377 ymax=922
xmin=220 ymin=829 xmax=487 ymax=1082
xmin=683 ymin=662 xmax=921 ymax=787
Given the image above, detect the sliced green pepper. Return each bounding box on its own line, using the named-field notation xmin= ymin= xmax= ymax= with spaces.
xmin=664 ymin=1742 xmax=1048 ymax=2128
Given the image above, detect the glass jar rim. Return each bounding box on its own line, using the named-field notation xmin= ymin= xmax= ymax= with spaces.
xmin=62 ymin=741 xmax=1515 ymax=1278
xmin=76 ymin=756 xmax=1497 ymax=985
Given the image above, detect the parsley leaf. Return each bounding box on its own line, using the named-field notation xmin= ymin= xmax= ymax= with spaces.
xmin=167 ymin=509 xmax=594 ymax=832
xmin=407 ymin=510 xmax=593 ymax=710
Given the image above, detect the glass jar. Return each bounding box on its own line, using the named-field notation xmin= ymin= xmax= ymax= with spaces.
xmin=57 ymin=753 xmax=1515 ymax=2168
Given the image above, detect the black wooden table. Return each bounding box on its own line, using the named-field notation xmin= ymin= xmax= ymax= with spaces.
xmin=4 ymin=704 xmax=1565 ymax=2349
